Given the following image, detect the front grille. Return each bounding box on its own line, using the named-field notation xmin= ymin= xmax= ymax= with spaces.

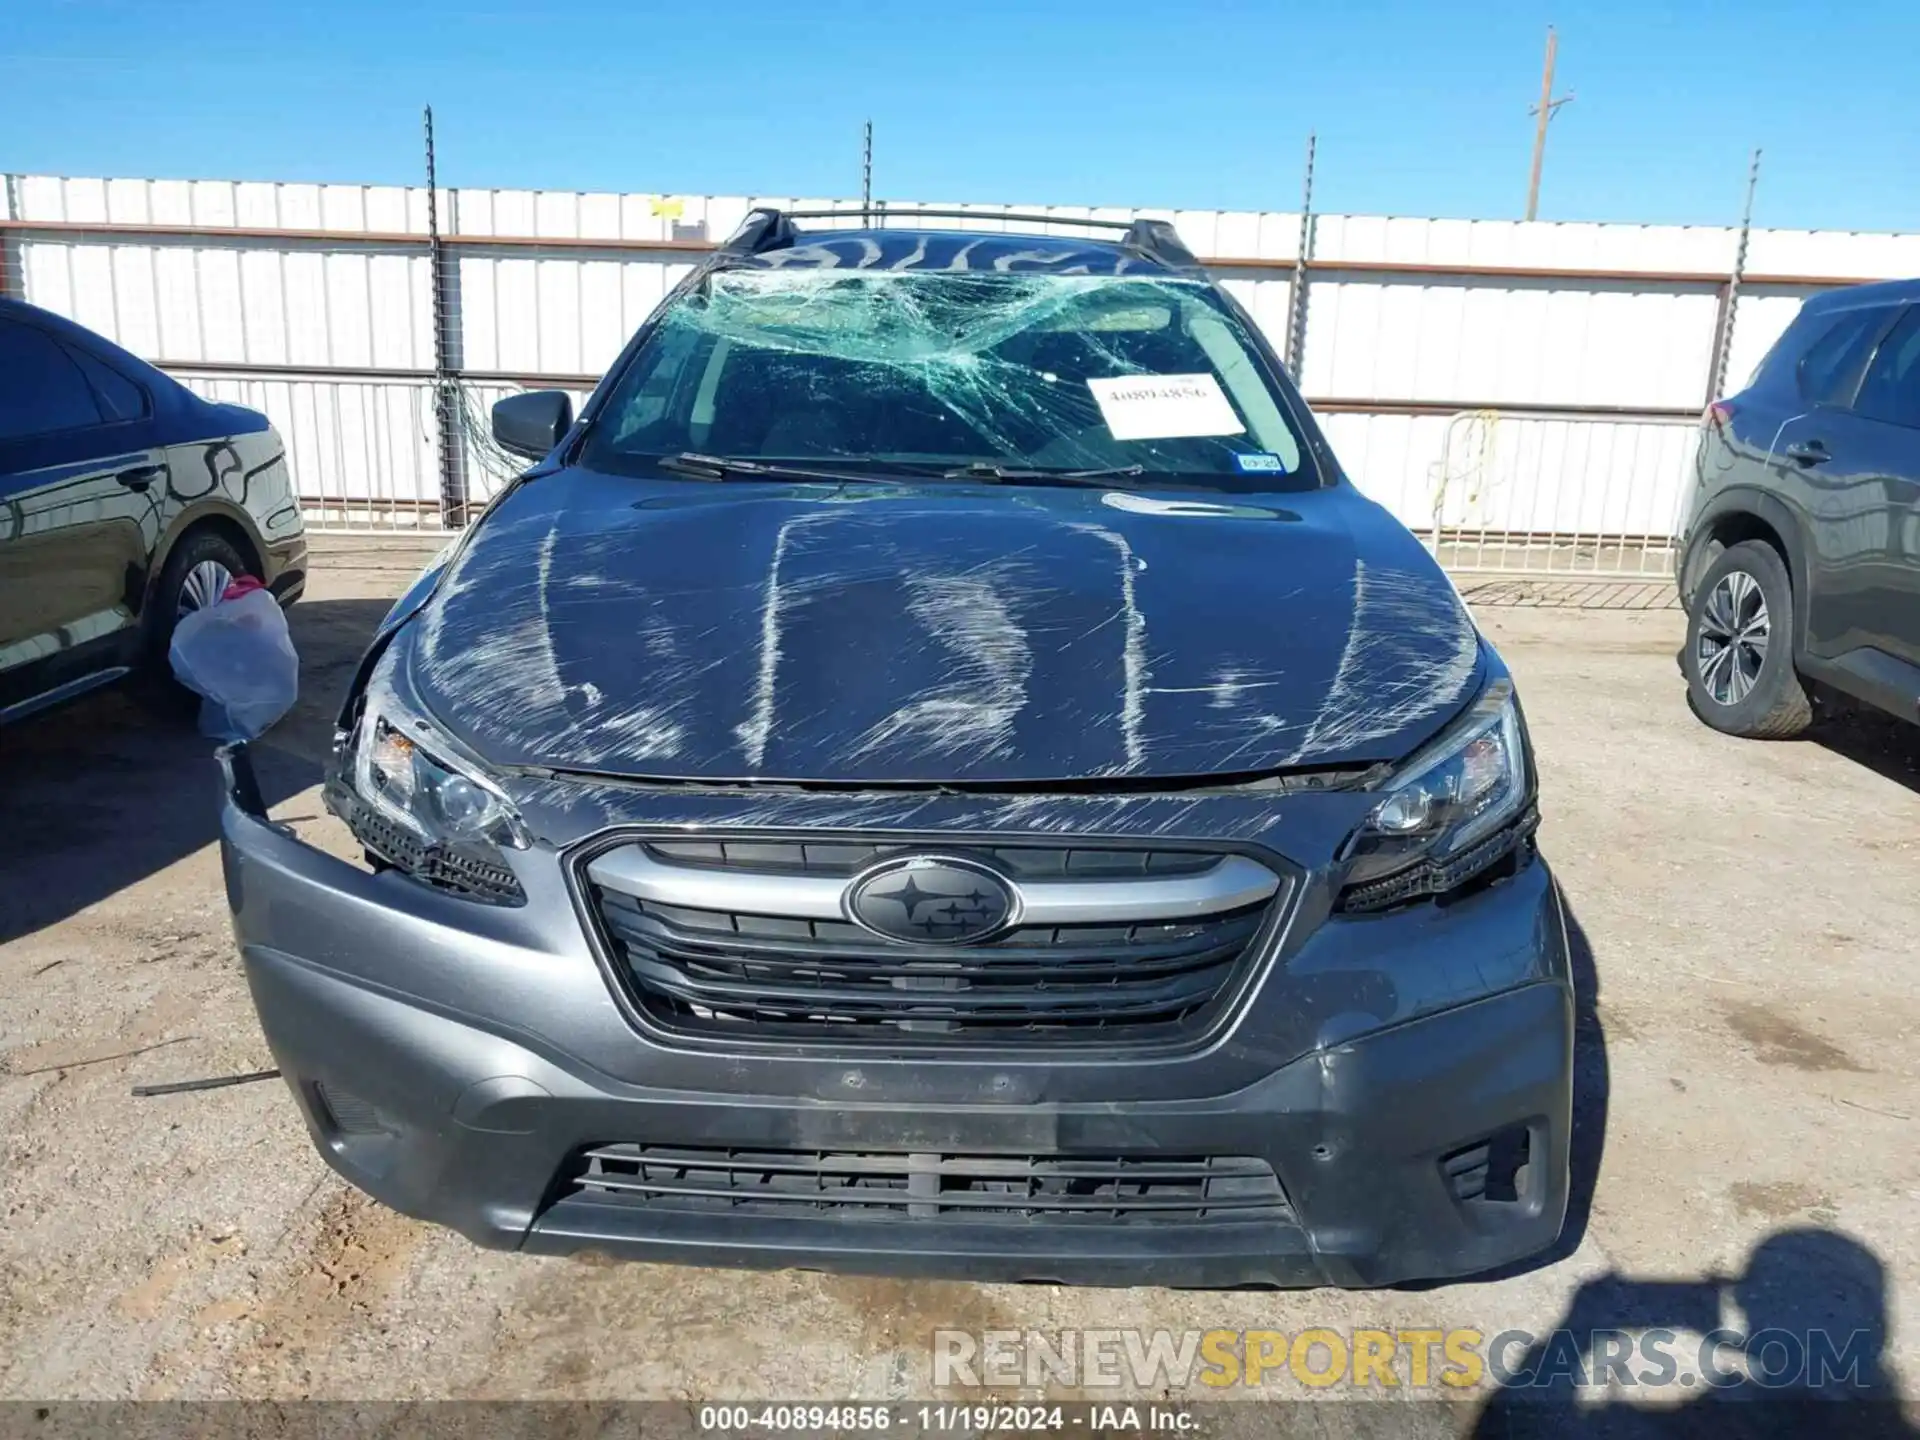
xmin=567 ymin=1145 xmax=1291 ymax=1225
xmin=582 ymin=838 xmax=1287 ymax=1049
xmin=600 ymin=893 xmax=1267 ymax=1034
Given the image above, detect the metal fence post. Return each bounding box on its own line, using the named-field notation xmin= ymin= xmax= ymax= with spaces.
xmin=1285 ymin=134 xmax=1316 ymax=377
xmin=0 ymin=173 xmax=21 ymax=299
xmin=425 ymin=106 xmax=469 ymax=528
xmin=862 ymin=121 xmax=873 ymax=212
xmin=1706 ymin=148 xmax=1762 ymax=405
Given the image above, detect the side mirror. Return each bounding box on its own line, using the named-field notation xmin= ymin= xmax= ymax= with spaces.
xmin=492 ymin=390 xmax=574 ymax=462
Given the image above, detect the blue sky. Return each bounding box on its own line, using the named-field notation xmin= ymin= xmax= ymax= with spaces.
xmin=6 ymin=0 xmax=1918 ymax=233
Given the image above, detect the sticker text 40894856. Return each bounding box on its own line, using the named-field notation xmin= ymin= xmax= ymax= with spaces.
xmin=1085 ymin=373 xmax=1245 ymax=441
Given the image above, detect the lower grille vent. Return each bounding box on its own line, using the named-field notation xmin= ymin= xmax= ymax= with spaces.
xmin=568 ymin=1145 xmax=1291 ymax=1225
xmin=1441 ymin=1126 xmax=1533 ymax=1204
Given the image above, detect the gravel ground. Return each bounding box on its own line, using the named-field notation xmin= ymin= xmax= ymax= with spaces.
xmin=2 ymin=540 xmax=1916 ymax=1426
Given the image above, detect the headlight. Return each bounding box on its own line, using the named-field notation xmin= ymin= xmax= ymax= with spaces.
xmin=1338 ymin=679 xmax=1536 ymax=911
xmin=327 ymin=662 xmax=529 ymax=903
xmin=352 ymin=708 xmax=528 ymax=852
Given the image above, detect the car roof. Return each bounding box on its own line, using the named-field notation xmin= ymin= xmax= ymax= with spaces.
xmin=1800 ymin=276 xmax=1920 ymax=313
xmin=721 ymin=227 xmax=1188 ymax=277
xmin=0 ymin=294 xmax=105 ymax=335
xmin=0 ymin=298 xmax=241 ymax=441
xmin=0 ymin=296 xmax=180 ymax=388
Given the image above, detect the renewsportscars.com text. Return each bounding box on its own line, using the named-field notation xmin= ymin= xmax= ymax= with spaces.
xmin=932 ymin=1327 xmax=1876 ymax=1392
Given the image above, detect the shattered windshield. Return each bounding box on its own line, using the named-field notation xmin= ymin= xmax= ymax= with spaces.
xmin=581 ymin=269 xmax=1319 ymax=492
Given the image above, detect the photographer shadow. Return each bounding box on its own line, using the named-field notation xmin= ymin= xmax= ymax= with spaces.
xmin=1473 ymin=1228 xmax=1912 ymax=1438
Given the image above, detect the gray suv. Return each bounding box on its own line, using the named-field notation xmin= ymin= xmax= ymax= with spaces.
xmin=220 ymin=210 xmax=1571 ymax=1288
xmin=1678 ymin=279 xmax=1920 ymax=736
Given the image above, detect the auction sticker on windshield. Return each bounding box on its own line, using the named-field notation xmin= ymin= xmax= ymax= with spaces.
xmin=1086 ymin=373 xmax=1245 ymax=441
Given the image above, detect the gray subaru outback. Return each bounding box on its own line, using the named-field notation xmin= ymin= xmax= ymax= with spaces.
xmin=219 ymin=210 xmax=1571 ymax=1288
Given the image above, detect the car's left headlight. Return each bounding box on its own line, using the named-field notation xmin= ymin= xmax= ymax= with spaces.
xmin=326 ymin=656 xmax=529 ymax=904
xmin=1337 ymin=678 xmax=1537 ymax=911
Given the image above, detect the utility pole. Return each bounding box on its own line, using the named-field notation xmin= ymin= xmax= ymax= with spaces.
xmin=1525 ymin=26 xmax=1575 ymax=221
xmin=862 ymin=120 xmax=873 ymax=212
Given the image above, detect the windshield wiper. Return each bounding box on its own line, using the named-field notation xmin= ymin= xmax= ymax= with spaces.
xmin=656 ymin=453 xmax=1153 ymax=489
xmin=942 ymin=462 xmax=1149 ymax=487
xmin=655 ymin=452 xmax=885 ymax=484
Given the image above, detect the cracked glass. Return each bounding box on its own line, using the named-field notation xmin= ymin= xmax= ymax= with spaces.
xmin=582 ymin=270 xmax=1315 ymax=492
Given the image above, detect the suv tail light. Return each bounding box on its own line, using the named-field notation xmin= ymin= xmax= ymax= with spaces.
xmin=1702 ymin=399 xmax=1736 ymax=434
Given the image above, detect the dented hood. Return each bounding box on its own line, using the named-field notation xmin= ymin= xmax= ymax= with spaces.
xmin=407 ymin=470 xmax=1483 ymax=784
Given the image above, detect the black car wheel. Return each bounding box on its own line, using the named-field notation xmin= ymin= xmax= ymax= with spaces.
xmin=140 ymin=528 xmax=257 ymax=705
xmin=1682 ymin=539 xmax=1811 ymax=739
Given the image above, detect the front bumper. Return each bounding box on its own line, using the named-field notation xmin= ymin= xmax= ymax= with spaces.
xmin=220 ymin=754 xmax=1574 ymax=1289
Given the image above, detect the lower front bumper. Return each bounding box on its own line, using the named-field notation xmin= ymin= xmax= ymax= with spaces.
xmin=221 ymin=743 xmax=1573 ymax=1289
xmin=243 ymin=941 xmax=1570 ymax=1289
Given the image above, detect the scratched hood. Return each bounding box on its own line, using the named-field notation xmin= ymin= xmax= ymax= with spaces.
xmin=407 ymin=470 xmax=1483 ymax=784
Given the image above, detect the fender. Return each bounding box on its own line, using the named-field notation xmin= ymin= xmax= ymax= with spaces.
xmin=1680 ymin=484 xmax=1815 ymax=657
xmin=150 ymin=495 xmax=271 ymax=573
xmin=134 ymin=496 xmax=279 ymax=629
xmin=331 ymin=530 xmax=468 ymax=736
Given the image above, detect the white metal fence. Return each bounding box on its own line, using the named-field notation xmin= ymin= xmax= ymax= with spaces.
xmin=176 ymin=372 xmax=441 ymax=530
xmin=172 ymin=372 xmax=594 ymax=529
xmin=8 ymin=173 xmax=1920 ymax=573
xmin=1418 ymin=409 xmax=1697 ymax=576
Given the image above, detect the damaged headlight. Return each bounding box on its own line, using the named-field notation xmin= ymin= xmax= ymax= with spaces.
xmin=352 ymin=709 xmax=529 ymax=852
xmin=1338 ymin=679 xmax=1536 ymax=912
xmin=327 ymin=656 xmax=529 ymax=903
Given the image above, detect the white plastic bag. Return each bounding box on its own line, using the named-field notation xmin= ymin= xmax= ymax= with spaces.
xmin=168 ymin=582 xmax=300 ymax=742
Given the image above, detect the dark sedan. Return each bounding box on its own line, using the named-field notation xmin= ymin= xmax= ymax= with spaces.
xmin=0 ymin=298 xmax=306 ymax=724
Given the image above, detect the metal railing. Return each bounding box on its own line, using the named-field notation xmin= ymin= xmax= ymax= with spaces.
xmin=176 ymin=370 xmax=445 ymax=531
xmin=174 ymin=369 xmax=1703 ymax=580
xmin=173 ymin=370 xmax=588 ymax=532
xmin=1422 ymin=408 xmax=1699 ymax=578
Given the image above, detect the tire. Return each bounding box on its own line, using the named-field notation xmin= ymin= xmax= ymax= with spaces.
xmin=138 ymin=528 xmax=257 ymax=709
xmin=1681 ymin=539 xmax=1811 ymax=739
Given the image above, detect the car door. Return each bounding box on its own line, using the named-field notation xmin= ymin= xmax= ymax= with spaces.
xmin=1842 ymin=304 xmax=1920 ymax=666
xmin=0 ymin=317 xmax=167 ymax=717
xmin=1768 ymin=302 xmax=1903 ymax=661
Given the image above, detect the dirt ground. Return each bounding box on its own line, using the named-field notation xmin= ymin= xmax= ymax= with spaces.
xmin=2 ymin=538 xmax=1916 ymax=1423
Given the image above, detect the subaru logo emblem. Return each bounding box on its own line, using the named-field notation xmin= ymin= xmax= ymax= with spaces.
xmin=845 ymin=855 xmax=1018 ymax=945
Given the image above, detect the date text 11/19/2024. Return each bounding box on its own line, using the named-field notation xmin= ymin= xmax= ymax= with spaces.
xmin=696 ymin=1404 xmax=1198 ymax=1433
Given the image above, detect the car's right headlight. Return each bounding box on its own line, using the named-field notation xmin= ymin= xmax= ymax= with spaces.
xmin=326 ymin=649 xmax=529 ymax=904
xmin=1337 ymin=678 xmax=1539 ymax=912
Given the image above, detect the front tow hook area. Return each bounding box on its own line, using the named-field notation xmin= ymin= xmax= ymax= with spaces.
xmin=216 ymin=742 xmax=271 ymax=819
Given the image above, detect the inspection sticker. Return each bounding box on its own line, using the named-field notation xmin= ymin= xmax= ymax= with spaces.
xmin=1233 ymin=452 xmax=1287 ymax=473
xmin=1086 ymin=373 xmax=1245 ymax=441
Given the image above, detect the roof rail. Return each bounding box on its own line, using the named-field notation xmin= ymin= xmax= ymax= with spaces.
xmin=721 ymin=207 xmax=1201 ymax=271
